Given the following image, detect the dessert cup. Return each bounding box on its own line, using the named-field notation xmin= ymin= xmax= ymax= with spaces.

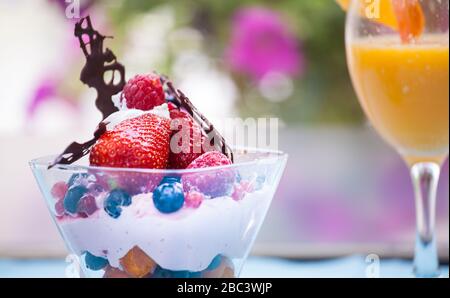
xmin=30 ymin=148 xmax=287 ymax=278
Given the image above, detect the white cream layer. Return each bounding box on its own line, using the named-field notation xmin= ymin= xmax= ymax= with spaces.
xmin=103 ymin=103 xmax=170 ymax=131
xmin=58 ymin=188 xmax=271 ymax=272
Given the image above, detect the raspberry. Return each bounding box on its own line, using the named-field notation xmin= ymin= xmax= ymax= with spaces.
xmin=187 ymin=151 xmax=232 ymax=169
xmin=51 ymin=182 xmax=68 ymax=200
xmin=182 ymin=151 xmax=235 ymax=198
xmin=231 ymin=181 xmax=254 ymax=201
xmin=121 ymin=74 xmax=165 ymax=111
xmin=54 ymin=199 xmax=65 ymax=217
xmin=184 ymin=191 xmax=204 ymax=208
xmin=168 ymin=109 xmax=206 ymax=169
xmin=77 ymin=194 xmax=98 ymax=216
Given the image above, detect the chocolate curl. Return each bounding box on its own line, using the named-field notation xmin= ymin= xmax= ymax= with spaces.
xmin=51 ymin=16 xmax=125 ymax=167
xmin=74 ymin=16 xmax=125 ymax=119
xmin=166 ymin=82 xmax=234 ymax=162
xmin=49 ymin=123 xmax=107 ymax=169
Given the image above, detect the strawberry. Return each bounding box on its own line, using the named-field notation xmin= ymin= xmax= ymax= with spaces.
xmin=168 ymin=109 xmax=207 ymax=169
xmin=90 ymin=113 xmax=171 ymax=194
xmin=91 ymin=113 xmax=170 ymax=168
xmin=182 ymin=151 xmax=235 ymax=197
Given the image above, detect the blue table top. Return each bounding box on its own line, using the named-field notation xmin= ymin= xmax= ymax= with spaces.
xmin=0 ymin=255 xmax=448 ymax=278
xmin=242 ymin=256 xmax=448 ymax=278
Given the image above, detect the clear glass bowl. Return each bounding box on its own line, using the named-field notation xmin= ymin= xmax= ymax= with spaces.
xmin=30 ymin=148 xmax=287 ymax=278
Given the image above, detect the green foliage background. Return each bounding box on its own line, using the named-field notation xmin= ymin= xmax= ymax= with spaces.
xmin=107 ymin=0 xmax=364 ymax=124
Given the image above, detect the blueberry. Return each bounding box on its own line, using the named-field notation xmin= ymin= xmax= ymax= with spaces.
xmin=153 ymin=182 xmax=184 ymax=214
xmin=171 ymin=271 xmax=191 ymax=278
xmin=235 ymin=173 xmax=242 ymax=183
xmin=206 ymin=255 xmax=222 ymax=271
xmin=68 ymin=173 xmax=90 ymax=187
xmin=63 ymin=186 xmax=88 ymax=214
xmin=151 ymin=266 xmax=200 ymax=278
xmin=84 ymin=252 xmax=108 ymax=271
xmin=151 ymin=266 xmax=173 ymax=278
xmin=110 ymin=189 xmax=132 ymax=206
xmin=171 ymin=270 xmax=201 ymax=278
xmin=255 ymin=175 xmax=266 ymax=190
xmin=187 ymin=271 xmax=202 ymax=278
xmin=160 ymin=176 xmax=181 ymax=184
xmin=104 ymin=203 xmax=121 ymax=218
xmin=103 ymin=189 xmax=131 ymax=218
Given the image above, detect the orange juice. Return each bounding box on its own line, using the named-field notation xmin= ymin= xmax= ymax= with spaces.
xmin=348 ymin=35 xmax=449 ymax=165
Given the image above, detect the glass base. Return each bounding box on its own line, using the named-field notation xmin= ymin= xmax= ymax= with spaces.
xmin=413 ymin=233 xmax=440 ymax=278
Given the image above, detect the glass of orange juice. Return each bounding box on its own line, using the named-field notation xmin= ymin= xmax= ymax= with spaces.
xmin=345 ymin=0 xmax=449 ymax=277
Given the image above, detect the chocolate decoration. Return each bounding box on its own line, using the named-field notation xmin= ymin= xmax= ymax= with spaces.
xmin=49 ymin=123 xmax=107 ymax=169
xmin=166 ymin=82 xmax=234 ymax=162
xmin=75 ymin=16 xmax=125 ymax=119
xmin=50 ymin=16 xmax=232 ymax=168
xmin=51 ymin=16 xmax=125 ymax=168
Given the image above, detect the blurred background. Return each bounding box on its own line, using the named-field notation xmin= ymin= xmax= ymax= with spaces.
xmin=0 ymin=0 xmax=448 ymax=262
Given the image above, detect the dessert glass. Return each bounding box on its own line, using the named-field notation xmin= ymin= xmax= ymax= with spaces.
xmin=30 ymin=148 xmax=287 ymax=278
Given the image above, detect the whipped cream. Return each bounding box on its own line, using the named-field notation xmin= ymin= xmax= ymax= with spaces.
xmin=58 ymin=188 xmax=271 ymax=272
xmin=104 ymin=103 xmax=170 ymax=131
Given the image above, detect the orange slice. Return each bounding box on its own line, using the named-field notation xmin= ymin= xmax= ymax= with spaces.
xmin=392 ymin=0 xmax=425 ymax=43
xmin=336 ymin=0 xmax=425 ymax=43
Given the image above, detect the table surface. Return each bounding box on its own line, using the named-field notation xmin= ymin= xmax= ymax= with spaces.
xmin=0 ymin=255 xmax=448 ymax=278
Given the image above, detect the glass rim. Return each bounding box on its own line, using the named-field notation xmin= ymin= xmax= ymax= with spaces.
xmin=29 ymin=147 xmax=288 ymax=175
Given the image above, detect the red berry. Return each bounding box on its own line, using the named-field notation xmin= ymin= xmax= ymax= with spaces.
xmin=231 ymin=181 xmax=254 ymax=201
xmin=90 ymin=113 xmax=171 ymax=169
xmin=55 ymin=199 xmax=65 ymax=216
xmin=51 ymin=182 xmax=68 ymax=200
xmin=168 ymin=109 xmax=206 ymax=169
xmin=187 ymin=151 xmax=232 ymax=169
xmin=183 ymin=151 xmax=235 ymax=197
xmin=167 ymin=102 xmax=178 ymax=111
xmin=185 ymin=191 xmax=204 ymax=208
xmin=121 ymin=74 xmax=165 ymax=111
xmin=77 ymin=194 xmax=98 ymax=216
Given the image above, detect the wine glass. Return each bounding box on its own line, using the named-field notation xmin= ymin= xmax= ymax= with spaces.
xmin=345 ymin=0 xmax=449 ymax=277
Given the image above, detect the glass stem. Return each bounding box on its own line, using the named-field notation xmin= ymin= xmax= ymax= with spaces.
xmin=410 ymin=162 xmax=440 ymax=278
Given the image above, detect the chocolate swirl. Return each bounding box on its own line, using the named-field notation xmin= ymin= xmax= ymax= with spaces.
xmin=75 ymin=16 xmax=125 ymax=119
xmin=49 ymin=123 xmax=107 ymax=168
xmin=50 ymin=16 xmax=125 ymax=168
xmin=166 ymin=82 xmax=234 ymax=162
